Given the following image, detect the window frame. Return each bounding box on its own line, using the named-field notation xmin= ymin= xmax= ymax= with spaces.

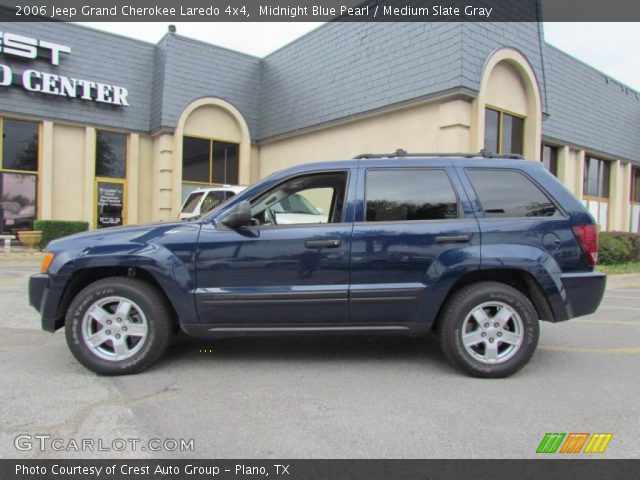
xmin=630 ymin=165 xmax=640 ymax=204
xmin=95 ymin=129 xmax=128 ymax=180
xmin=583 ymin=155 xmax=611 ymax=201
xmin=484 ymin=105 xmax=526 ymax=156
xmin=362 ymin=167 xmax=462 ymax=224
xmin=464 ymin=167 xmax=566 ymax=220
xmin=182 ymin=134 xmax=240 ymax=187
xmin=0 ymin=117 xmax=41 ymax=234
xmin=541 ymin=143 xmax=559 ymax=177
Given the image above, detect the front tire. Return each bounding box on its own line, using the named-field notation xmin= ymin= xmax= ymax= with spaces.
xmin=438 ymin=281 xmax=539 ymax=378
xmin=65 ymin=277 xmax=172 ymax=375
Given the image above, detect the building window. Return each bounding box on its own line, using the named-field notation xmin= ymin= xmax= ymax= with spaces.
xmin=182 ymin=136 xmax=239 ymax=201
xmin=484 ymin=107 xmax=524 ymax=156
xmin=542 ymin=145 xmax=558 ymax=177
xmin=0 ymin=118 xmax=39 ymax=234
xmin=583 ymin=156 xmax=610 ymax=199
xmin=365 ymin=169 xmax=458 ymax=222
xmin=96 ymin=131 xmax=126 ymax=179
xmin=631 ymin=166 xmax=640 ymax=204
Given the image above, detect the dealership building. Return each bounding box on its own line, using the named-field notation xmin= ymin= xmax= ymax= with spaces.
xmin=0 ymin=21 xmax=639 ymax=233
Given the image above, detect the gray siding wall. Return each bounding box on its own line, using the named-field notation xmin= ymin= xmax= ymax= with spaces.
xmin=461 ymin=22 xmax=547 ymax=112
xmin=258 ymin=22 xmax=465 ymax=139
xmin=0 ymin=22 xmax=155 ymax=132
xmin=542 ymin=44 xmax=640 ymax=162
xmin=155 ymin=34 xmax=261 ymax=135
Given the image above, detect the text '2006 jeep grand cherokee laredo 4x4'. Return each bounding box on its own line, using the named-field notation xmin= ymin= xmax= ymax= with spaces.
xmin=29 ymin=150 xmax=606 ymax=378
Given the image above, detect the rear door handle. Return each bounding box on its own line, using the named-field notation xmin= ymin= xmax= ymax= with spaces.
xmin=305 ymin=239 xmax=342 ymax=249
xmin=435 ymin=235 xmax=470 ymax=244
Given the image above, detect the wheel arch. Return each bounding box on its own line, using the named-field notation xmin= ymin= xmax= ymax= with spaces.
xmin=431 ymin=268 xmax=555 ymax=331
xmin=54 ymin=266 xmax=180 ymax=331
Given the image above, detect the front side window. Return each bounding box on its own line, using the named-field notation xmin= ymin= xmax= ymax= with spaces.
xmin=484 ymin=107 xmax=525 ymax=156
xmin=467 ymin=169 xmax=560 ymax=218
xmin=250 ymin=172 xmax=347 ymax=226
xmin=96 ymin=131 xmax=126 ymax=179
xmin=583 ymin=156 xmax=610 ymax=199
xmin=1 ymin=118 xmax=39 ymax=234
xmin=365 ymin=169 xmax=458 ymax=222
xmin=632 ymin=166 xmax=640 ymax=204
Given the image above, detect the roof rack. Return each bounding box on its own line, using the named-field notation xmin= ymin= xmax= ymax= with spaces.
xmin=353 ymin=149 xmax=523 ymax=160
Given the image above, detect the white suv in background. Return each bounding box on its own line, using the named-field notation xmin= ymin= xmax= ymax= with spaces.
xmin=179 ymin=185 xmax=246 ymax=220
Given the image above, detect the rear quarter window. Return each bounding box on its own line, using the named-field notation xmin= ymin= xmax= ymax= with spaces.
xmin=466 ymin=169 xmax=561 ymax=218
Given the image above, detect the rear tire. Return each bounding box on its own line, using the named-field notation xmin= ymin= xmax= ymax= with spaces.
xmin=438 ymin=281 xmax=539 ymax=378
xmin=65 ymin=277 xmax=172 ymax=375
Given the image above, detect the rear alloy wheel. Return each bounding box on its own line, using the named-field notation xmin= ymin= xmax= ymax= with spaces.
xmin=438 ymin=281 xmax=539 ymax=378
xmin=65 ymin=277 xmax=172 ymax=375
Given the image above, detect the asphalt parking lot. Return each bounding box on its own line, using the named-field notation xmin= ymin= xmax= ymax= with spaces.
xmin=1 ymin=262 xmax=638 ymax=459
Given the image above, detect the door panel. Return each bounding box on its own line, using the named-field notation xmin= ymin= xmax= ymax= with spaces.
xmin=349 ymin=166 xmax=480 ymax=325
xmin=195 ymin=224 xmax=351 ymax=325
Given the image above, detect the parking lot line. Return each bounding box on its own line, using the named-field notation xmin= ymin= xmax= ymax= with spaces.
xmin=604 ymin=295 xmax=640 ymax=300
xmin=540 ymin=346 xmax=640 ymax=354
xmin=575 ymin=319 xmax=640 ymax=326
xmin=598 ymin=305 xmax=640 ymax=311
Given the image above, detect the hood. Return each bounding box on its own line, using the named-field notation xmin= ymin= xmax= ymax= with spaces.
xmin=46 ymin=221 xmax=197 ymax=252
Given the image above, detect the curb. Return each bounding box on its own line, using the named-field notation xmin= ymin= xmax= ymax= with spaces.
xmin=605 ymin=273 xmax=640 ymax=289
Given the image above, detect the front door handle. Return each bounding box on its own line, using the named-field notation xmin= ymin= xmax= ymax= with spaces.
xmin=435 ymin=235 xmax=470 ymax=244
xmin=305 ymin=239 xmax=342 ymax=249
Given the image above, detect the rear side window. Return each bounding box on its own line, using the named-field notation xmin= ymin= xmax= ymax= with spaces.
xmin=366 ymin=169 xmax=458 ymax=222
xmin=466 ymin=169 xmax=560 ymax=218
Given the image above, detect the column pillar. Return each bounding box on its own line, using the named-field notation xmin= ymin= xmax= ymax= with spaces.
xmin=39 ymin=121 xmax=54 ymax=220
xmin=83 ymin=127 xmax=96 ymax=227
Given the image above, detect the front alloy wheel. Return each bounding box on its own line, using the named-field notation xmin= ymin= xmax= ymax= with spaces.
xmin=66 ymin=277 xmax=172 ymax=375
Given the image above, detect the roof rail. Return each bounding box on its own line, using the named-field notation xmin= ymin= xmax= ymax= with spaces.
xmin=353 ymin=149 xmax=523 ymax=160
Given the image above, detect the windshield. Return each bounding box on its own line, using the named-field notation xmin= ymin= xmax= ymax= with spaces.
xmin=181 ymin=192 xmax=204 ymax=214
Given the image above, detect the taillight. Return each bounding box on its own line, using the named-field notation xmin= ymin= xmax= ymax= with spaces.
xmin=572 ymin=224 xmax=599 ymax=265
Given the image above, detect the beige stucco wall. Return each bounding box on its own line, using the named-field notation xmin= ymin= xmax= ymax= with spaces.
xmin=257 ymin=99 xmax=471 ymax=177
xmin=485 ymin=62 xmax=528 ymax=116
xmin=50 ymin=123 xmax=86 ymax=221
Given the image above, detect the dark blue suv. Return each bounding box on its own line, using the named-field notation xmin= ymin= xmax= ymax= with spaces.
xmin=29 ymin=151 xmax=606 ymax=377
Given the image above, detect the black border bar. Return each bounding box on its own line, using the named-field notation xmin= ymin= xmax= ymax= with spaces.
xmin=1 ymin=0 xmax=640 ymax=22
xmin=2 ymin=459 xmax=640 ymax=480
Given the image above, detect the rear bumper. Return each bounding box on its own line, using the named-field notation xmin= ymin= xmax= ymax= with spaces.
xmin=29 ymin=273 xmax=65 ymax=332
xmin=559 ymin=272 xmax=606 ymax=320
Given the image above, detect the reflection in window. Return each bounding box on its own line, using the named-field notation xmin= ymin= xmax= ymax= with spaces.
xmin=182 ymin=136 xmax=240 ymax=192
xmin=542 ymin=145 xmax=558 ymax=177
xmin=2 ymin=119 xmax=39 ymax=172
xmin=632 ymin=166 xmax=640 ymax=204
xmin=182 ymin=137 xmax=210 ymax=183
xmin=467 ymin=169 xmax=559 ymax=218
xmin=212 ymin=142 xmax=239 ymax=185
xmin=583 ymin=156 xmax=610 ymax=199
xmin=484 ymin=107 xmax=524 ymax=156
xmin=96 ymin=131 xmax=126 ymax=179
xmin=366 ymin=169 xmax=458 ymax=222
xmin=0 ymin=172 xmax=37 ymax=234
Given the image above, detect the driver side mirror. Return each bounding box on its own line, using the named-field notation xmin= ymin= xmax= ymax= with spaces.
xmin=218 ymin=201 xmax=251 ymax=229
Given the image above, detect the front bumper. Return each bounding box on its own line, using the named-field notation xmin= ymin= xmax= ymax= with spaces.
xmin=29 ymin=273 xmax=66 ymax=332
xmin=560 ymin=271 xmax=607 ymax=319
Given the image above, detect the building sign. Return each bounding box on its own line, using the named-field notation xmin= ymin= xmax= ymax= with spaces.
xmin=97 ymin=182 xmax=124 ymax=228
xmin=0 ymin=31 xmax=130 ymax=106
